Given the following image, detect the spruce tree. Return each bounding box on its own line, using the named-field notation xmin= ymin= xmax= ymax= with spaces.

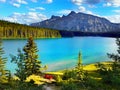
xmin=23 ymin=37 xmax=42 ymax=76
xmin=108 ymin=38 xmax=120 ymax=74
xmin=77 ymin=52 xmax=83 ymax=68
xmin=11 ymin=49 xmax=26 ymax=81
xmin=75 ymin=52 xmax=84 ymax=80
xmin=97 ymin=38 xmax=120 ymax=85
xmin=0 ymin=38 xmax=7 ymax=83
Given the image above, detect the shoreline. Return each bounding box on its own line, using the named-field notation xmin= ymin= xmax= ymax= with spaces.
xmin=45 ymin=61 xmax=113 ymax=75
xmin=1 ymin=35 xmax=118 ymax=40
xmin=1 ymin=37 xmax=61 ymax=40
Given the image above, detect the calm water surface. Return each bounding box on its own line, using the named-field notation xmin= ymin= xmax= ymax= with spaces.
xmin=3 ymin=37 xmax=117 ymax=72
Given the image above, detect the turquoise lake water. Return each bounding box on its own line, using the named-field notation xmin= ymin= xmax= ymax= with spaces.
xmin=3 ymin=37 xmax=117 ymax=72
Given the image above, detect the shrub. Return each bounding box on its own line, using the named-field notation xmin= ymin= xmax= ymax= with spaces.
xmin=54 ymin=75 xmax=63 ymax=86
xmin=61 ymin=81 xmax=78 ymax=90
xmin=62 ymin=69 xmax=77 ymax=80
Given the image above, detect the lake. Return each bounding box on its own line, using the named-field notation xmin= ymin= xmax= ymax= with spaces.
xmin=3 ymin=37 xmax=117 ymax=73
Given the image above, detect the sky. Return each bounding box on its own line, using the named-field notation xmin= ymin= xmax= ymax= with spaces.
xmin=0 ymin=0 xmax=120 ymax=24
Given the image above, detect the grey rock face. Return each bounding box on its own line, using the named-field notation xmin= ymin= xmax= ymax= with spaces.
xmin=30 ymin=11 xmax=120 ymax=32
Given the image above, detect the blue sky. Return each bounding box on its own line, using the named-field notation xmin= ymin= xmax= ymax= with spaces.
xmin=0 ymin=0 xmax=120 ymax=24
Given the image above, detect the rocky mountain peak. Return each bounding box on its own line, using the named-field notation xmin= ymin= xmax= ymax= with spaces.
xmin=51 ymin=15 xmax=60 ymax=19
xmin=30 ymin=11 xmax=120 ymax=32
xmin=68 ymin=11 xmax=76 ymax=16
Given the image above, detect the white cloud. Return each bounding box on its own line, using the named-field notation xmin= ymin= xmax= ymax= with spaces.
xmin=78 ymin=6 xmax=93 ymax=14
xmin=71 ymin=0 xmax=120 ymax=7
xmin=57 ymin=7 xmax=93 ymax=16
xmin=71 ymin=0 xmax=101 ymax=5
xmin=10 ymin=0 xmax=28 ymax=7
xmin=0 ymin=0 xmax=6 ymax=3
xmin=12 ymin=3 xmax=20 ymax=8
xmin=29 ymin=8 xmax=36 ymax=11
xmin=113 ymin=10 xmax=120 ymax=13
xmin=29 ymin=7 xmax=45 ymax=11
xmin=31 ymin=0 xmax=37 ymax=3
xmin=71 ymin=0 xmax=83 ymax=5
xmin=103 ymin=2 xmax=112 ymax=7
xmin=78 ymin=6 xmax=86 ymax=12
xmin=46 ymin=0 xmax=53 ymax=4
xmin=4 ymin=12 xmax=47 ymax=24
xmin=105 ymin=15 xmax=120 ymax=23
xmin=35 ymin=7 xmax=45 ymax=10
xmin=57 ymin=10 xmax=72 ymax=15
xmin=105 ymin=0 xmax=120 ymax=7
xmin=16 ymin=0 xmax=27 ymax=4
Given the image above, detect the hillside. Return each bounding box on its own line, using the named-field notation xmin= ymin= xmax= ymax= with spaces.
xmin=0 ymin=20 xmax=61 ymax=39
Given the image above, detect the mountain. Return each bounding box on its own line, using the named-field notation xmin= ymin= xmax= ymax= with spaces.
xmin=30 ymin=11 xmax=120 ymax=33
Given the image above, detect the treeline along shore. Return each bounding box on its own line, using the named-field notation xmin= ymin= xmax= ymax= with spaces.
xmin=0 ymin=20 xmax=61 ymax=39
xmin=0 ymin=20 xmax=120 ymax=39
xmin=59 ymin=30 xmax=120 ymax=38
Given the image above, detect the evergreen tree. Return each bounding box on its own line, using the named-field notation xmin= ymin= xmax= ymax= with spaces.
xmin=97 ymin=38 xmax=120 ymax=85
xmin=0 ymin=38 xmax=7 ymax=83
xmin=23 ymin=37 xmax=42 ymax=76
xmin=76 ymin=52 xmax=83 ymax=68
xmin=108 ymin=38 xmax=120 ymax=73
xmin=11 ymin=49 xmax=26 ymax=81
xmin=107 ymin=38 xmax=120 ymax=83
xmin=0 ymin=20 xmax=61 ymax=39
xmin=75 ymin=52 xmax=84 ymax=80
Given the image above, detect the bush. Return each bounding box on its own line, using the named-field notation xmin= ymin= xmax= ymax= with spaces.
xmin=62 ymin=70 xmax=77 ymax=80
xmin=61 ymin=81 xmax=78 ymax=90
xmin=55 ymin=75 xmax=63 ymax=86
xmin=84 ymin=77 xmax=103 ymax=89
xmin=1 ymin=80 xmax=43 ymax=90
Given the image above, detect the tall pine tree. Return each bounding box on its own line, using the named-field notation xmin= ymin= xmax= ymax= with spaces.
xmin=23 ymin=37 xmax=42 ymax=76
xmin=75 ymin=52 xmax=84 ymax=80
xmin=0 ymin=38 xmax=7 ymax=83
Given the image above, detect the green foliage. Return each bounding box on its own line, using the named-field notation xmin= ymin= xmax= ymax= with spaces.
xmin=62 ymin=52 xmax=88 ymax=82
xmin=55 ymin=75 xmax=63 ymax=86
xmin=23 ymin=37 xmax=42 ymax=76
xmin=2 ymin=80 xmax=43 ymax=90
xmin=62 ymin=52 xmax=88 ymax=90
xmin=11 ymin=37 xmax=43 ymax=81
xmin=96 ymin=38 xmax=120 ymax=86
xmin=11 ymin=49 xmax=26 ymax=81
xmin=107 ymin=38 xmax=120 ymax=85
xmin=75 ymin=52 xmax=87 ymax=81
xmin=83 ymin=77 xmax=103 ymax=90
xmin=61 ymin=81 xmax=78 ymax=90
xmin=0 ymin=20 xmax=61 ymax=39
xmin=96 ymin=62 xmax=117 ymax=85
xmin=0 ymin=39 xmax=7 ymax=70
xmin=62 ymin=69 xmax=77 ymax=80
xmin=107 ymin=38 xmax=120 ymax=71
xmin=0 ymin=38 xmax=8 ymax=83
xmin=96 ymin=62 xmax=111 ymax=75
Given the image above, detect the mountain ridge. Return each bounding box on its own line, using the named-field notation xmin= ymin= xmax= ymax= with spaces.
xmin=30 ymin=11 xmax=120 ymax=32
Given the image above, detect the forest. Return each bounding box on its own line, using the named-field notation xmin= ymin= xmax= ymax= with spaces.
xmin=0 ymin=20 xmax=61 ymax=39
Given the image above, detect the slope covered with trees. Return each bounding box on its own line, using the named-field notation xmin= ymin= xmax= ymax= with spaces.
xmin=0 ymin=20 xmax=61 ymax=39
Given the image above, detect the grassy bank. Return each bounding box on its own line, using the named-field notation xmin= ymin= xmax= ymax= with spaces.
xmin=45 ymin=61 xmax=112 ymax=75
